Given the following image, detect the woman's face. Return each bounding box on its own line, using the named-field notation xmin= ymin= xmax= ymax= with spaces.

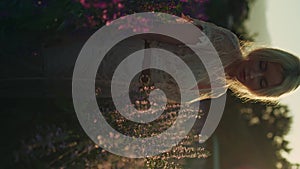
xmin=235 ymin=58 xmax=284 ymax=91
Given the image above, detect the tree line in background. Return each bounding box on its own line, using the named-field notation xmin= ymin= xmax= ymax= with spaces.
xmin=0 ymin=0 xmax=299 ymax=168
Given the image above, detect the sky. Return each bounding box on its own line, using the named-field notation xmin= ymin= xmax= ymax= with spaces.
xmin=245 ymin=0 xmax=300 ymax=164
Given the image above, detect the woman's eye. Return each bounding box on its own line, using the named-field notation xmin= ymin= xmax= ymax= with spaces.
xmin=259 ymin=61 xmax=268 ymax=71
xmin=260 ymin=78 xmax=268 ymax=88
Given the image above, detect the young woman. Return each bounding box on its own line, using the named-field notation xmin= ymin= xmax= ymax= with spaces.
xmin=105 ymin=15 xmax=300 ymax=104
xmin=46 ymin=13 xmax=299 ymax=103
xmin=188 ymin=16 xmax=300 ymax=101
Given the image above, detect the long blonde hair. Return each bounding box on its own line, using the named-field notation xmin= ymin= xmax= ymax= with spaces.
xmin=227 ymin=47 xmax=300 ymax=102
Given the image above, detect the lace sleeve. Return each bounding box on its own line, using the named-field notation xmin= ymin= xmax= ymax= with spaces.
xmin=188 ymin=18 xmax=242 ymax=67
xmin=179 ymin=16 xmax=243 ymax=100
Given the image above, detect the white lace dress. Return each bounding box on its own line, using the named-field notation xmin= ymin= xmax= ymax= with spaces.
xmin=96 ymin=18 xmax=243 ymax=103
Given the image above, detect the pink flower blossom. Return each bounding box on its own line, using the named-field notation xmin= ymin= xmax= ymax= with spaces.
xmin=79 ymin=0 xmax=91 ymax=8
xmin=117 ymin=3 xmax=124 ymax=9
xmin=102 ymin=14 xmax=107 ymax=20
xmin=93 ymin=2 xmax=107 ymax=9
xmin=112 ymin=0 xmax=121 ymax=4
xmin=106 ymin=21 xmax=112 ymax=26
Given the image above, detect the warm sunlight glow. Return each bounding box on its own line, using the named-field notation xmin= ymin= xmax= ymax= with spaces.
xmin=245 ymin=0 xmax=300 ymax=164
xmin=266 ymin=0 xmax=300 ymax=164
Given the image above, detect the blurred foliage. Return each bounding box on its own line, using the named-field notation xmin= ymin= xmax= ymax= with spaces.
xmin=11 ymin=101 xmax=210 ymax=169
xmin=0 ymin=0 xmax=254 ymax=69
xmin=205 ymin=0 xmax=256 ymax=41
xmin=1 ymin=0 xmax=299 ymax=169
xmin=213 ymin=93 xmax=295 ymax=169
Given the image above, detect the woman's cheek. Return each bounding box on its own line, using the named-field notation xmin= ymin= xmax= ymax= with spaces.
xmin=252 ymin=79 xmax=260 ymax=90
xmin=244 ymin=79 xmax=259 ymax=90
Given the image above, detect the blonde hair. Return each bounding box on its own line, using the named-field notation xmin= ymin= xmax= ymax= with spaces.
xmin=227 ymin=48 xmax=300 ymax=102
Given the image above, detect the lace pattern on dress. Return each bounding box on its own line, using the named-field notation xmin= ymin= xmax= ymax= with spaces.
xmin=145 ymin=19 xmax=242 ymax=100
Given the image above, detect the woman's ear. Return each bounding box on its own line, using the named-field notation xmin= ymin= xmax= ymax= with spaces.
xmin=246 ymin=52 xmax=258 ymax=61
xmin=244 ymin=56 xmax=251 ymax=61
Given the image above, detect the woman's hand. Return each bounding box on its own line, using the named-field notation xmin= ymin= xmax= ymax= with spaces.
xmin=181 ymin=13 xmax=193 ymax=22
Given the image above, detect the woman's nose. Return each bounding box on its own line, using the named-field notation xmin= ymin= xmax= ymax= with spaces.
xmin=249 ymin=72 xmax=264 ymax=80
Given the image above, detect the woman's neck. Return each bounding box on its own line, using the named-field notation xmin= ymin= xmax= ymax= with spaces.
xmin=224 ymin=59 xmax=243 ymax=79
